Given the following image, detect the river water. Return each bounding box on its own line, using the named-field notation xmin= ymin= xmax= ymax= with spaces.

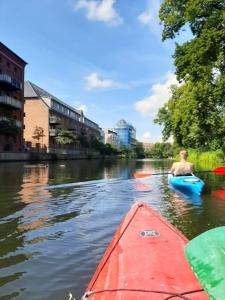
xmin=0 ymin=159 xmax=225 ymax=300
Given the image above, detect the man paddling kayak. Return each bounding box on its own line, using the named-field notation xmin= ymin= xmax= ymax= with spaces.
xmin=170 ymin=149 xmax=194 ymax=176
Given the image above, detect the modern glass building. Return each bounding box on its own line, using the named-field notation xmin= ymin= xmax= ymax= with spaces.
xmin=114 ymin=119 xmax=136 ymax=147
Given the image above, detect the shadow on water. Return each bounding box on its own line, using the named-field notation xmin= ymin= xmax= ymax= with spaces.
xmin=0 ymin=159 xmax=225 ymax=299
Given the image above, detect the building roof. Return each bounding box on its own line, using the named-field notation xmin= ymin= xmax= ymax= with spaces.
xmin=103 ymin=128 xmax=118 ymax=134
xmin=24 ymin=81 xmax=82 ymax=115
xmin=115 ymin=119 xmax=135 ymax=130
xmin=24 ymin=81 xmax=100 ymax=129
xmin=0 ymin=42 xmax=27 ymax=65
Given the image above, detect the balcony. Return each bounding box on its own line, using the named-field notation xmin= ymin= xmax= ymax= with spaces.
xmin=49 ymin=115 xmax=61 ymax=124
xmin=0 ymin=116 xmax=22 ymax=128
xmin=49 ymin=129 xmax=57 ymax=136
xmin=0 ymin=74 xmax=22 ymax=90
xmin=0 ymin=95 xmax=22 ymax=109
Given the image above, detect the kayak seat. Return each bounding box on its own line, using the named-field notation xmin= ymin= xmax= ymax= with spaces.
xmin=183 ymin=179 xmax=200 ymax=182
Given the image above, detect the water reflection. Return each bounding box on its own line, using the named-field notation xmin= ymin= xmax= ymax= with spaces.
xmin=169 ymin=186 xmax=203 ymax=207
xmin=0 ymin=159 xmax=225 ymax=299
xmin=212 ymin=187 xmax=225 ymax=201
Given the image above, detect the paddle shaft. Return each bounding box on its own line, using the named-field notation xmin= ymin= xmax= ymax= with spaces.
xmin=139 ymin=171 xmax=208 ymax=176
xmin=136 ymin=170 xmax=221 ymax=177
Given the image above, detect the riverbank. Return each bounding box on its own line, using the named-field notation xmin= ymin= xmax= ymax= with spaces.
xmin=0 ymin=150 xmax=116 ymax=161
xmin=174 ymin=149 xmax=225 ymax=163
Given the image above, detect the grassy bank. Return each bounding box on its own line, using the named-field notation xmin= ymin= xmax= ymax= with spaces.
xmin=175 ymin=149 xmax=225 ymax=163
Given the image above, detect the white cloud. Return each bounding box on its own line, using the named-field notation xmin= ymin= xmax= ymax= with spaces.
xmin=85 ymin=72 xmax=114 ymax=90
xmin=134 ymin=72 xmax=179 ymax=118
xmin=137 ymin=0 xmax=162 ymax=37
xmin=78 ymin=104 xmax=88 ymax=113
xmin=137 ymin=10 xmax=152 ymax=25
xmin=142 ymin=131 xmax=152 ymax=143
xmin=74 ymin=0 xmax=123 ymax=26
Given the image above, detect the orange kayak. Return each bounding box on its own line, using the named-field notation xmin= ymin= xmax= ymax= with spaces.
xmin=83 ymin=202 xmax=209 ymax=300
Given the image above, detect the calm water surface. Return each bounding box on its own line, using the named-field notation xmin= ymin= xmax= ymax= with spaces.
xmin=0 ymin=159 xmax=225 ymax=300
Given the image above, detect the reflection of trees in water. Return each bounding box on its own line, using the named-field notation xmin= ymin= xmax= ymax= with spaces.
xmin=48 ymin=159 xmax=139 ymax=184
xmin=0 ymin=163 xmax=26 ymax=298
xmin=0 ymin=162 xmax=26 ymax=219
xmin=0 ymin=163 xmax=50 ymax=298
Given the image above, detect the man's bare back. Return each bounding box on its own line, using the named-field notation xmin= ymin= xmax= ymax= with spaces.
xmin=170 ymin=149 xmax=194 ymax=176
xmin=170 ymin=161 xmax=194 ymax=176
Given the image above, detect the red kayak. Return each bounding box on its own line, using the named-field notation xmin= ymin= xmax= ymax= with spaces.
xmin=83 ymin=202 xmax=209 ymax=299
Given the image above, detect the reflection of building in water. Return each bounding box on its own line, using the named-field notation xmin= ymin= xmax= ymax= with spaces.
xmin=19 ymin=164 xmax=49 ymax=203
xmin=0 ymin=163 xmax=47 ymax=296
xmin=17 ymin=164 xmax=50 ymax=233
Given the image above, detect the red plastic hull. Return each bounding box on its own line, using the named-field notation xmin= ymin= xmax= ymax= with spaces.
xmin=84 ymin=202 xmax=209 ymax=299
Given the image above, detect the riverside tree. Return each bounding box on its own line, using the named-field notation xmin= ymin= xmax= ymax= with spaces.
xmin=32 ymin=126 xmax=45 ymax=146
xmin=155 ymin=0 xmax=225 ymax=150
xmin=55 ymin=129 xmax=76 ymax=145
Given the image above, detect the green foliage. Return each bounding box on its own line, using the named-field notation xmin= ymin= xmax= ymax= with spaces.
xmin=89 ymin=139 xmax=119 ymax=155
xmin=55 ymin=129 xmax=76 ymax=145
xmin=174 ymin=149 xmax=224 ymax=162
xmin=118 ymin=142 xmax=145 ymax=159
xmin=0 ymin=119 xmax=21 ymax=136
xmin=77 ymin=129 xmax=89 ymax=147
xmin=102 ymin=143 xmax=118 ymax=155
xmin=134 ymin=142 xmax=145 ymax=159
xmin=155 ymin=82 xmax=225 ymax=149
xmin=157 ymin=0 xmax=225 ymax=151
xmin=145 ymin=143 xmax=174 ymax=159
xmin=89 ymin=135 xmax=101 ymax=149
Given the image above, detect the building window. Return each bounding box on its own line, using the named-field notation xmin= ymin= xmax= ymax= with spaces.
xmin=14 ymin=67 xmax=17 ymax=73
xmin=7 ymin=62 xmax=10 ymax=68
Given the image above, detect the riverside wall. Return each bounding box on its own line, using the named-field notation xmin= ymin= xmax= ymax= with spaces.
xmin=0 ymin=150 xmax=102 ymax=162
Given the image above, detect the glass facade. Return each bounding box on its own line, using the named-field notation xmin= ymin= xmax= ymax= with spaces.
xmin=114 ymin=119 xmax=136 ymax=147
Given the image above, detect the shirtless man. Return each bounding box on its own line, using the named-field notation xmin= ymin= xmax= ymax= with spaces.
xmin=170 ymin=149 xmax=194 ymax=176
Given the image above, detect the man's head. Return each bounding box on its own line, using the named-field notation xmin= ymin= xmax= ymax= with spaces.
xmin=179 ymin=149 xmax=188 ymax=160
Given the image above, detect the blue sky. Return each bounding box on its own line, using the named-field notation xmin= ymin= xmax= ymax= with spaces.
xmin=0 ymin=0 xmax=179 ymax=142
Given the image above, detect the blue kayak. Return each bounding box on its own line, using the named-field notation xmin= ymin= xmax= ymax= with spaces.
xmin=168 ymin=174 xmax=205 ymax=195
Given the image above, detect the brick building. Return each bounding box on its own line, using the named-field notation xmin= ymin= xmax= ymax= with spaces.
xmin=0 ymin=42 xmax=27 ymax=151
xmin=142 ymin=143 xmax=153 ymax=150
xmin=24 ymin=81 xmax=101 ymax=151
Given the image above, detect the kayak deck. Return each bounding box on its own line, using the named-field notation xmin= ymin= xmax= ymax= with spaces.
xmin=168 ymin=174 xmax=204 ymax=195
xmin=84 ymin=202 xmax=208 ymax=299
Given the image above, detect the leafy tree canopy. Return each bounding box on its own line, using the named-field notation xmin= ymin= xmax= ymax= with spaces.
xmin=32 ymin=126 xmax=45 ymax=141
xmin=157 ymin=0 xmax=225 ymax=150
xmin=55 ymin=129 xmax=76 ymax=145
xmin=160 ymin=0 xmax=225 ymax=81
xmin=155 ymin=81 xmax=225 ymax=149
xmin=145 ymin=143 xmax=174 ymax=159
